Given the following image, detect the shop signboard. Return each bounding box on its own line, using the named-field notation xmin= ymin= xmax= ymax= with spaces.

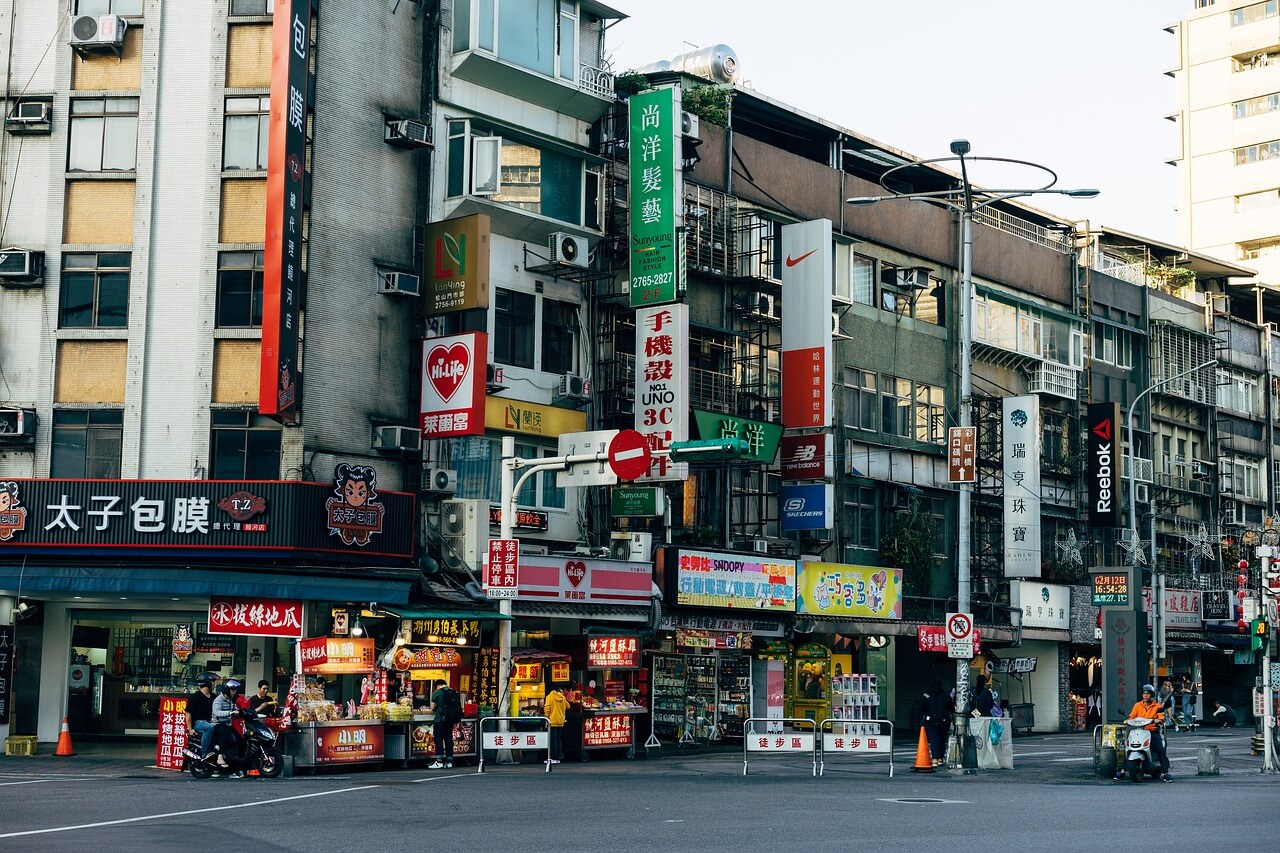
xmin=748 ymin=733 xmax=815 ymax=752
xmin=1086 ymin=403 xmax=1123 ymax=529
xmin=1091 ymin=569 xmax=1132 ymax=607
xmin=172 ymin=624 xmax=193 ymax=661
xmin=407 ymin=619 xmax=481 ymax=645
xmin=406 ymin=647 xmax=464 ymax=679
xmin=516 ymin=555 xmax=652 ymax=605
xmin=156 ymin=696 xmax=187 ymax=771
xmin=485 ymin=397 xmax=587 ymax=439
xmin=780 ymin=219 xmax=834 ymax=429
xmin=635 ymin=303 xmax=689 ymax=481
xmin=194 ymin=627 xmax=236 ymax=655
xmin=412 ymin=719 xmax=476 ymax=757
xmin=674 ymin=628 xmax=752 ymax=651
xmin=674 ymin=549 xmax=796 ymax=612
xmin=425 ymin=213 xmax=491 ymax=314
xmin=779 ymin=433 xmax=833 ymax=480
xmin=331 ymin=608 xmax=350 ymax=636
xmin=611 ymin=486 xmax=664 ymax=518
xmin=628 ymin=86 xmax=683 ymax=307
xmin=300 ymin=637 xmax=376 ymax=674
xmin=1141 ymin=588 xmax=1204 ymax=629
xmin=474 ymin=649 xmax=499 ymax=709
xmin=420 ymin=331 xmax=487 ymax=439
xmin=485 ymin=537 xmax=519 ymax=599
xmin=583 ymin=713 xmax=633 ymax=747
xmin=1002 ymin=395 xmax=1041 ymax=578
xmin=0 ymin=478 xmax=414 ymax=558
xmin=989 ymin=657 xmax=1038 ymax=674
xmin=551 ymin=662 xmax=570 ymax=683
xmin=780 ymin=483 xmax=834 ymax=531
xmin=488 ymin=506 xmax=550 ymax=531
xmin=822 ymin=733 xmax=889 ymax=753
xmin=1014 ymin=581 xmax=1070 ymax=630
xmin=692 ymin=410 xmax=783 ymax=464
xmin=0 ymin=625 xmax=13 ymax=721
xmin=917 ymin=625 xmax=981 ymax=654
xmin=587 ymin=636 xmax=641 ymax=669
xmin=208 ymin=596 xmax=303 ymax=638
xmin=796 ymin=563 xmax=902 ymax=620
xmin=660 ymin=613 xmax=785 ymax=637
xmin=514 ymin=662 xmax=542 ymax=681
xmin=313 ymin=723 xmax=385 ymax=764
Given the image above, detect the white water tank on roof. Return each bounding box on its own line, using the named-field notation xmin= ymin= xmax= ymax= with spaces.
xmin=637 ymin=44 xmax=739 ymax=85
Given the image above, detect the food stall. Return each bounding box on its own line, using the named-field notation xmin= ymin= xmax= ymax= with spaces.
xmin=292 ymin=636 xmax=386 ymax=771
xmin=568 ymin=636 xmax=646 ymax=760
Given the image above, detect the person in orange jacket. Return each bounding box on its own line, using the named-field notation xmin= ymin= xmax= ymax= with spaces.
xmin=544 ymin=684 xmax=569 ymax=764
xmin=1128 ymin=683 xmax=1172 ymax=782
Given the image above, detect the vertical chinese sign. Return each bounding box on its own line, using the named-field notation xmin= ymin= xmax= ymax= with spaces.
xmin=780 ymin=219 xmax=833 ymax=429
xmin=0 ymin=625 xmax=12 ymax=722
xmin=485 ymin=537 xmax=519 ymax=599
xmin=420 ymin=331 xmax=488 ymax=438
xmin=628 ymin=86 xmax=683 ymax=307
xmin=635 ymin=303 xmax=689 ymax=481
xmin=156 ymin=695 xmax=188 ymax=771
xmin=1002 ymin=395 xmax=1041 ymax=578
xmin=260 ymin=0 xmax=317 ymax=423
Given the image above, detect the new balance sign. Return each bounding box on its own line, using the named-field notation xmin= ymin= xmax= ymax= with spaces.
xmin=1087 ymin=402 xmax=1122 ymax=529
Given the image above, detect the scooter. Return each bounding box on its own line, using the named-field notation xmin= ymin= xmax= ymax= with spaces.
xmin=182 ymin=709 xmax=284 ymax=780
xmin=1119 ymin=716 xmax=1164 ymax=783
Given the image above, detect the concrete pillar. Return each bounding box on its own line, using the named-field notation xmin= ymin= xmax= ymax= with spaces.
xmin=0 ymin=595 xmax=13 ymax=745
xmin=36 ymin=602 xmax=70 ymax=743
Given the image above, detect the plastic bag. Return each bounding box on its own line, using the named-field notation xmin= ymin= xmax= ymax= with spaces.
xmin=989 ymin=718 xmax=1005 ymax=745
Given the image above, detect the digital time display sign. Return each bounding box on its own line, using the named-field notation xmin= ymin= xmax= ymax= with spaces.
xmin=1091 ymin=571 xmax=1131 ymax=607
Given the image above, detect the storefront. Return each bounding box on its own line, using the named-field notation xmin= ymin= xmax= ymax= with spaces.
xmin=1000 ymin=581 xmax=1071 ymax=733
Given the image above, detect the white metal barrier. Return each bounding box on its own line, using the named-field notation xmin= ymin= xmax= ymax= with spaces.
xmin=818 ymin=718 xmax=894 ymax=777
xmin=477 ymin=716 xmax=552 ymax=774
xmin=743 ymin=717 xmax=817 ymax=776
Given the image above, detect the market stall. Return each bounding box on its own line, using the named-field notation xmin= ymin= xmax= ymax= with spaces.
xmin=291 ymin=637 xmax=386 ymax=771
xmin=568 ymin=637 xmax=646 ymax=759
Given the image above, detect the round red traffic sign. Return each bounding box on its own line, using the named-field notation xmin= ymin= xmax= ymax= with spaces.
xmin=946 ymin=612 xmax=972 ymax=641
xmin=608 ymin=429 xmax=652 ymax=481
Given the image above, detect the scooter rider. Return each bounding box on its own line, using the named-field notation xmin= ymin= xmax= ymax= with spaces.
xmin=1129 ymin=683 xmax=1172 ymax=782
xmin=185 ymin=673 xmax=218 ymax=760
xmin=210 ymin=678 xmax=250 ymax=769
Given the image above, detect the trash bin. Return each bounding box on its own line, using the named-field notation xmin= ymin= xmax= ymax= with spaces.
xmin=1094 ymin=745 xmax=1118 ymax=779
xmin=1093 ymin=724 xmax=1126 ymax=779
xmin=1197 ymin=745 xmax=1220 ymax=776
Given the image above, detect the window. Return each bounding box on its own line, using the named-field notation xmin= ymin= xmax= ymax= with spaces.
xmin=216 ymin=251 xmax=264 ymax=328
xmin=74 ymin=0 xmax=143 ymax=14
xmin=59 ymin=253 xmax=130 ymax=329
xmin=1233 ymin=50 xmax=1280 ymax=72
xmin=224 ymin=96 xmax=270 ymax=170
xmin=1236 ymin=140 xmax=1280 ymax=165
xmin=1231 ymin=0 xmax=1278 ymax=26
xmin=1220 ymin=455 xmax=1263 ymax=501
xmin=541 ymin=297 xmax=579 ymax=376
xmin=1043 ymin=410 xmax=1070 ymax=468
xmin=877 ymin=375 xmax=945 ymax=444
xmin=850 ymin=254 xmax=874 ymax=305
xmin=914 ymin=383 xmax=945 ymax=443
xmin=881 ymin=377 xmax=913 ymax=439
xmin=977 ymin=296 xmax=1082 ymax=368
xmin=1091 ymin=323 xmax=1134 ymax=368
xmin=1234 ymin=92 xmax=1280 ymax=119
xmin=447 ymin=436 xmax=565 ymax=510
xmin=457 ymin=0 xmax=580 ymax=83
xmin=1237 ymin=188 xmax=1280 ymax=212
xmin=51 ymin=410 xmax=123 ymax=478
xmin=842 ymin=367 xmax=877 ymax=432
xmin=230 ymin=0 xmax=275 ymax=13
xmin=494 ymin=288 xmax=535 ymax=369
xmin=843 ymin=485 xmax=877 ymax=550
xmin=68 ymin=98 xmax=139 ymax=172
xmin=1217 ymin=368 xmax=1259 ymax=415
xmin=210 ymin=411 xmax=281 ymax=479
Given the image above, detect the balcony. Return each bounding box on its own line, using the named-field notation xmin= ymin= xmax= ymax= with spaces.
xmin=451 ymin=51 xmax=616 ymax=122
xmin=1027 ymin=362 xmax=1078 ymax=399
xmin=1154 ymin=471 xmax=1212 ymax=495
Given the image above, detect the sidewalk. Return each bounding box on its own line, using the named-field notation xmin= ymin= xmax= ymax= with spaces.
xmin=0 ymin=740 xmax=171 ymax=778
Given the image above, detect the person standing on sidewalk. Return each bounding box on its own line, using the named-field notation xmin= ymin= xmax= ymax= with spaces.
xmin=544 ymin=684 xmax=569 ymax=764
xmin=429 ymin=679 xmax=462 ymax=769
xmin=923 ymin=681 xmax=952 ymax=767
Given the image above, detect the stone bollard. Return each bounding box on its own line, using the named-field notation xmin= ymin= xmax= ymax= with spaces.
xmin=1197 ymin=744 xmax=1220 ymax=775
xmin=1095 ymin=745 xmax=1118 ymax=779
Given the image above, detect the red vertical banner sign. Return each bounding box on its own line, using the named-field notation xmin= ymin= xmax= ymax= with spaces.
xmin=156 ymin=696 xmax=188 ymax=771
xmin=779 ymin=220 xmax=833 ymax=428
xmin=259 ymin=0 xmax=315 ymax=423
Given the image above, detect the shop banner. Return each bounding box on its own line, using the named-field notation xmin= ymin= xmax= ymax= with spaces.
xmin=587 ymin=636 xmax=641 ymax=669
xmin=692 ymin=410 xmax=783 ymax=464
xmin=1014 ymin=581 xmax=1070 ymax=630
xmin=474 ymin=649 xmax=499 ymax=709
xmin=635 ymin=303 xmax=689 ymax=481
xmin=660 ymin=613 xmax=785 ymax=637
xmin=917 ymin=625 xmax=981 ymax=654
xmin=796 ymin=563 xmax=902 ymax=620
xmin=584 ymin=713 xmax=634 ymax=747
xmin=395 ymin=646 xmax=463 ymax=676
xmin=208 ymin=596 xmax=303 ymax=638
xmin=0 ymin=626 xmax=14 ymax=723
xmin=780 ymin=483 xmax=834 ymax=531
xmin=412 ymin=719 xmax=476 ymax=757
xmin=823 ymin=733 xmax=889 ymax=753
xmin=674 ymin=549 xmax=796 ymax=612
xmin=780 ymin=219 xmax=834 ymax=428
xmin=425 ymin=213 xmax=491 ymax=314
xmin=628 ymin=86 xmax=683 ymax=307
xmin=516 ymin=555 xmax=652 ymax=605
xmin=407 ymin=619 xmax=481 ymax=645
xmin=748 ymin=733 xmax=815 ymax=752
xmin=1141 ymin=587 xmax=1203 ymax=629
xmin=314 ymin=723 xmax=385 ymax=764
xmin=1002 ymin=395 xmax=1041 ymax=577
xmin=156 ymin=696 xmax=188 ymax=771
xmin=779 ymin=433 xmax=833 ymax=480
xmin=420 ymin=331 xmax=487 ymax=439
xmin=674 ymin=628 xmax=752 ymax=651
xmin=300 ymin=637 xmax=376 ymax=674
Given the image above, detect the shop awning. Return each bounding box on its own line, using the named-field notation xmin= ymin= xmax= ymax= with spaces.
xmin=385 ymin=606 xmax=511 ymax=621
xmin=0 ymin=566 xmax=413 ymax=603
xmin=1208 ymin=633 xmax=1252 ymax=650
xmin=513 ymin=601 xmax=650 ymax=622
xmin=511 ymin=647 xmax=571 ymax=662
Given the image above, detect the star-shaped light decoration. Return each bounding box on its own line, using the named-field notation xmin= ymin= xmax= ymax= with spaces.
xmin=1055 ymin=529 xmax=1087 ymax=567
xmin=1185 ymin=523 xmax=1217 ymax=562
xmin=1118 ymin=529 xmax=1148 ymax=566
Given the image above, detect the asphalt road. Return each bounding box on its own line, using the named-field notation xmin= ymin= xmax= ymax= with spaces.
xmin=0 ymin=730 xmax=1275 ymax=852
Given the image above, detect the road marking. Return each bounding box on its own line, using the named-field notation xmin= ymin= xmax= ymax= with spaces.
xmin=408 ymin=773 xmax=473 ymax=783
xmin=877 ymin=798 xmax=970 ymax=805
xmin=1168 ymin=756 xmax=1198 ymax=762
xmin=1049 ymin=757 xmax=1093 ymax=763
xmin=0 ymin=785 xmax=381 ymax=839
xmin=0 ymin=778 xmax=100 ymax=787
xmin=1010 ymin=751 xmax=1069 ymax=758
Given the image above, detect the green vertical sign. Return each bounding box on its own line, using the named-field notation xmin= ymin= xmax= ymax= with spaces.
xmin=629 ymin=87 xmax=682 ymax=307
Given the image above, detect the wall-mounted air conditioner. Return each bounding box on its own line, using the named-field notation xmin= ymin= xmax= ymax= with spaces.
xmin=6 ymin=101 xmax=53 ymax=135
xmin=609 ymin=531 xmax=653 ymax=561
xmin=385 ymin=118 xmax=432 ymax=149
xmin=746 ymin=292 xmax=777 ymax=320
xmin=0 ymin=248 xmax=44 ymax=285
xmin=69 ymin=14 xmax=126 ymax=51
xmin=681 ymin=111 xmax=700 ymax=139
xmin=441 ymin=498 xmax=489 ymax=572
xmin=548 ymin=232 xmax=588 ymax=268
xmin=554 ymin=373 xmax=589 ymax=404
xmin=372 ymin=425 xmax=422 ymax=453
xmin=421 ymin=467 xmax=459 ymax=496
xmin=0 ymin=408 xmax=37 ymax=443
xmin=379 ymin=270 xmax=421 ymax=297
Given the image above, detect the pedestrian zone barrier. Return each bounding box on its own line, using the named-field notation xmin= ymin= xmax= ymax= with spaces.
xmin=743 ymin=717 xmax=817 ymax=776
xmin=818 ymin=718 xmax=894 ymax=777
xmin=477 ymin=715 xmax=552 ymax=774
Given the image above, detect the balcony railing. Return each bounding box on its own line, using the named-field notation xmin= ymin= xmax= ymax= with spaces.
xmin=578 ymin=63 xmax=615 ymax=100
xmin=973 ymin=206 xmax=1071 ymax=253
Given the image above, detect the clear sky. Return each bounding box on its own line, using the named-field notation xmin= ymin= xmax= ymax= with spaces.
xmin=607 ymin=0 xmax=1190 ymax=244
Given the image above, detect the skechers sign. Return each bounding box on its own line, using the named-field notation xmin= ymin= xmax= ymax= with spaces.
xmin=780 ymin=483 xmax=834 ymax=531
xmin=1087 ymin=402 xmax=1122 ymax=529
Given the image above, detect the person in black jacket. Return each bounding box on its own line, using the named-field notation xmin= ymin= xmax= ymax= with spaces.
xmin=969 ymin=674 xmax=996 ymax=717
xmin=923 ymin=681 xmax=953 ymax=766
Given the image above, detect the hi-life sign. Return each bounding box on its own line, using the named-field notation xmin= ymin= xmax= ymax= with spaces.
xmin=1087 ymin=402 xmax=1123 ymax=529
xmin=628 ymin=86 xmax=683 ymax=307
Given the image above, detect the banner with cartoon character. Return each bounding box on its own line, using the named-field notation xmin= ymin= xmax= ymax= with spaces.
xmin=796 ymin=563 xmax=902 ymax=620
xmin=324 ymin=464 xmax=386 ymax=547
xmin=0 ymin=481 xmax=28 ymax=541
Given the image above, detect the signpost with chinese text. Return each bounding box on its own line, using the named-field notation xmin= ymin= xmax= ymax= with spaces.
xmin=485 ymin=538 xmax=519 ymax=599
xmin=628 ymin=87 xmax=682 ymax=307
xmin=948 ymin=426 xmax=977 ymax=483
xmin=946 ymin=612 xmax=975 ymax=660
xmin=155 ymin=696 xmax=188 ymax=771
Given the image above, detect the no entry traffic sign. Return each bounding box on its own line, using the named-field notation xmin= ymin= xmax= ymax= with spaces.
xmin=608 ymin=429 xmax=652 ymax=481
xmin=946 ymin=611 xmax=974 ymax=660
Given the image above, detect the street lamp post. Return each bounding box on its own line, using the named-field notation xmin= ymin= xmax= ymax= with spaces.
xmin=848 ymin=140 xmax=1097 ymax=768
xmin=1125 ymin=360 xmax=1216 ymax=686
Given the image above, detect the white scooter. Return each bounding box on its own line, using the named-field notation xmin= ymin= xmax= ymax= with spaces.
xmin=1120 ymin=717 xmax=1164 ymax=783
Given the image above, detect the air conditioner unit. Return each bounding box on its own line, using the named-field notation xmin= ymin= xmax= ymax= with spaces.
xmin=384 ymin=118 xmax=432 ymax=148
xmin=746 ymin=292 xmax=777 ymax=320
xmin=69 ymin=14 xmax=126 ymax=49
xmin=1135 ymin=482 xmax=1150 ymax=504
xmin=896 ymin=268 xmax=931 ymax=290
xmin=421 ymin=467 xmax=459 ymax=496
xmin=8 ymin=101 xmax=51 ymax=125
xmin=378 ymin=270 xmax=421 ymax=297
xmin=750 ymin=538 xmax=769 ymax=554
xmin=554 ymin=373 xmax=589 ymax=402
xmin=441 ymin=498 xmax=489 ymax=572
xmin=372 ymin=425 xmax=422 ymax=453
xmin=609 ymin=531 xmax=653 ymax=561
xmin=0 ymin=248 xmax=44 ymax=284
xmin=681 ymin=111 xmax=700 ymax=139
xmin=548 ymin=232 xmax=589 ymax=268
xmin=0 ymin=408 xmax=37 ymax=443
xmin=831 ymin=311 xmax=850 ymax=339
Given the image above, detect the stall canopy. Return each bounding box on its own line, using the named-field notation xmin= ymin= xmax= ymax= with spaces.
xmin=0 ymin=566 xmax=413 ymax=603
xmin=385 ymin=606 xmax=511 ymax=621
xmin=511 ymin=647 xmax=571 ymax=662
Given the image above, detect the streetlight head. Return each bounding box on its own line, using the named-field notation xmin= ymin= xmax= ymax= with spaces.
xmin=845 ymin=196 xmax=881 ymax=206
xmin=1066 ymin=188 xmax=1100 ymax=199
xmin=949 ymin=139 xmax=971 ymax=156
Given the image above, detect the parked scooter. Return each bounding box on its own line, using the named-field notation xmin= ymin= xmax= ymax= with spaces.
xmin=1118 ymin=716 xmax=1164 ymax=783
xmin=182 ymin=709 xmax=283 ymax=779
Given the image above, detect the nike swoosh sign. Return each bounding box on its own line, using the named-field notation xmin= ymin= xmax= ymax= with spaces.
xmin=785 ymin=249 xmax=817 ymax=267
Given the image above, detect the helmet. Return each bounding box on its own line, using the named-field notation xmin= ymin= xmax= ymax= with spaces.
xmin=224 ymin=679 xmax=243 ymax=693
xmin=196 ymin=673 xmax=216 ymax=688
xmin=1141 ymin=683 xmax=1156 ymax=695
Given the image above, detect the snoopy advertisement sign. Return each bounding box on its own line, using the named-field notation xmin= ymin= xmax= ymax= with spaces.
xmin=796 ymin=563 xmax=903 ymax=620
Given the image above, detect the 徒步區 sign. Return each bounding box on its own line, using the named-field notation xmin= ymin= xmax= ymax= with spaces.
xmin=485 ymin=537 xmax=519 ymax=599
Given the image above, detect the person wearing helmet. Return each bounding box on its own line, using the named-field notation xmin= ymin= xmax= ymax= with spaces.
xmin=210 ymin=678 xmax=250 ymax=769
xmin=1128 ymin=683 xmax=1172 ymax=782
xmin=186 ymin=673 xmax=219 ymax=759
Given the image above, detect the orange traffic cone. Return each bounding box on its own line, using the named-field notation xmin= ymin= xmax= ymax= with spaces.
xmin=910 ymin=726 xmax=933 ymax=773
xmin=54 ymin=716 xmax=75 ymax=757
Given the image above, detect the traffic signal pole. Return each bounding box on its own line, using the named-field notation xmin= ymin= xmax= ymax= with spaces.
xmin=1259 ymin=545 xmax=1276 ymax=773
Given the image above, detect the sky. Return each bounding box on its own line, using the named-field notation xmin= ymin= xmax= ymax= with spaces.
xmin=607 ymin=0 xmax=1190 ymax=244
